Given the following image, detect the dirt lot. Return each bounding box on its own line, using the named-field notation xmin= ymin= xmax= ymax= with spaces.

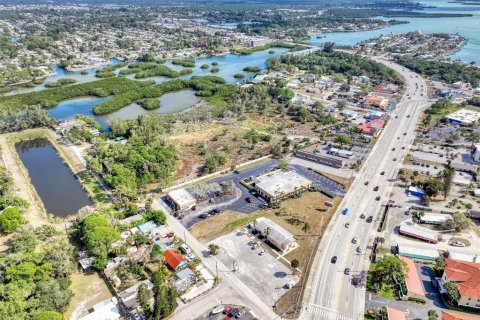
xmin=65 ymin=271 xmax=113 ymax=320
xmin=190 ymin=191 xmax=340 ymax=318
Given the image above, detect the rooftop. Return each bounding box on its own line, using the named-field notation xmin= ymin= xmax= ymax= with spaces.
xmin=444 ymin=258 xmax=480 ymax=299
xmin=400 ymin=256 xmax=425 ymax=297
xmin=254 ymin=169 xmax=312 ymax=198
xmin=79 ymin=297 xmax=121 ymax=320
xmin=254 ymin=217 xmax=295 ymax=249
xmin=399 ymin=221 xmax=438 ymax=242
xmin=447 ymin=109 xmax=480 ymax=125
xmin=167 ymin=188 xmax=197 ymax=207
xmin=163 ymin=250 xmax=186 ymax=270
xmin=441 ymin=310 xmax=480 ymax=320
xmin=386 ymin=306 xmax=407 ymax=320
xmin=397 ymin=243 xmax=439 ymax=260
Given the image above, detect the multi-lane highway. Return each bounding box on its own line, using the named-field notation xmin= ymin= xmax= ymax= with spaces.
xmin=306 ymin=57 xmax=429 ymax=320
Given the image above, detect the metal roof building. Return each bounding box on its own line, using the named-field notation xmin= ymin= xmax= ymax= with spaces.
xmin=167 ymin=188 xmax=197 ymax=211
xmin=254 ymin=217 xmax=297 ymax=252
xmin=419 ymin=213 xmax=453 ymax=225
xmin=399 ymin=221 xmax=438 ymax=243
xmin=397 ymin=243 xmax=439 ymax=261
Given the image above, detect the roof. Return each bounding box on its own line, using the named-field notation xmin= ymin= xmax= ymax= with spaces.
xmin=420 ymin=213 xmax=452 ymax=223
xmin=400 ymin=256 xmax=425 ymax=297
xmin=255 ymin=217 xmax=295 ymax=249
xmin=447 ymin=109 xmax=480 ymax=125
xmin=167 ymin=188 xmax=196 ymax=207
xmin=407 ymin=186 xmax=425 ymax=194
xmin=176 ymin=268 xmax=194 ymax=281
xmin=138 ymin=220 xmax=158 ymax=234
xmin=79 ymin=297 xmax=121 ymax=320
xmin=118 ymin=280 xmax=153 ymax=310
xmin=365 ymin=95 xmax=387 ymax=102
xmin=397 ymin=243 xmax=439 ymax=260
xmin=386 ymin=306 xmax=407 ymax=320
xmin=441 ymin=310 xmax=480 ymax=320
xmin=444 ymin=258 xmax=480 ymax=299
xmin=163 ymin=250 xmax=186 ymax=270
xmin=448 ymin=251 xmax=480 ymax=264
xmin=254 ymin=169 xmax=312 ymax=198
xmin=358 ymin=119 xmax=385 ymax=134
xmin=399 ymin=221 xmax=438 ymax=242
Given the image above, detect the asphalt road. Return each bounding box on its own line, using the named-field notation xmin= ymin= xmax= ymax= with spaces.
xmin=306 ymin=58 xmax=430 ymax=320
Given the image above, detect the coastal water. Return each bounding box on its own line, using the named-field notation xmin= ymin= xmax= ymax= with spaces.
xmin=47 ymin=90 xmax=200 ymax=130
xmin=15 ymin=138 xmax=93 ymax=217
xmin=310 ymin=0 xmax=480 ymax=64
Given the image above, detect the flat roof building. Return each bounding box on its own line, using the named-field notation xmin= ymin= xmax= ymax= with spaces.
xmin=419 ymin=213 xmax=453 ymax=225
xmin=399 ymin=221 xmax=438 ymax=243
xmin=295 ymin=151 xmax=346 ymax=168
xmin=254 ymin=217 xmax=297 ymax=252
xmin=397 ymin=243 xmax=439 ymax=261
xmin=447 ymin=109 xmax=480 ymax=126
xmin=254 ymin=169 xmax=312 ymax=202
xmin=167 ymin=188 xmax=197 ymax=211
xmin=79 ymin=297 xmax=121 ymax=320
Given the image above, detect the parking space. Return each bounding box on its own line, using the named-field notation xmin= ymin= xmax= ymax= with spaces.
xmin=210 ymin=230 xmax=300 ymax=307
xmin=196 ymin=305 xmax=258 ymax=320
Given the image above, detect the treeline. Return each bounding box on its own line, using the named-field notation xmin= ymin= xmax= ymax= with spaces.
xmin=232 ymin=41 xmax=305 ymax=55
xmin=325 ymin=8 xmax=473 ymax=19
xmin=270 ymin=51 xmax=403 ymax=85
xmin=395 ymin=56 xmax=480 ymax=86
xmin=45 ymin=78 xmax=77 ymax=88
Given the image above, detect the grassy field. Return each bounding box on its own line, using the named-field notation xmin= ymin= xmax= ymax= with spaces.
xmin=189 ymin=191 xmax=340 ymax=318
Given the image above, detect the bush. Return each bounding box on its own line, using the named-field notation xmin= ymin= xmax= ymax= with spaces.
xmin=291 ymin=259 xmax=300 ymax=268
xmin=243 ymin=66 xmax=261 ymax=72
xmin=137 ymin=98 xmax=160 ymax=110
xmin=211 ymin=67 xmax=220 ymax=73
xmin=200 ymin=64 xmax=209 ymax=69
xmin=407 ymin=297 xmax=426 ymax=304
xmin=234 ymin=73 xmax=245 ymax=79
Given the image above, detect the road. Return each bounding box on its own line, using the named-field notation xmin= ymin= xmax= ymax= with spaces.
xmin=306 ymin=57 xmax=430 ymax=320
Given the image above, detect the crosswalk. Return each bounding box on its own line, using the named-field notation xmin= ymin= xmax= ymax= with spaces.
xmin=307 ymin=304 xmax=353 ymax=320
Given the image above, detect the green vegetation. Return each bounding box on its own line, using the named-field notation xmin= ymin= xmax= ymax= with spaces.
xmin=200 ymin=64 xmax=209 ymax=69
xmin=208 ymin=243 xmax=219 ymax=255
xmin=232 ymin=42 xmax=305 ymax=55
xmin=269 ymin=51 xmax=403 ymax=85
xmin=243 ymin=66 xmax=261 ymax=73
xmin=234 ymin=73 xmax=245 ymax=79
xmin=0 ymin=207 xmax=25 ymax=234
xmin=211 ymin=61 xmax=218 ymax=66
xmin=444 ymin=281 xmax=460 ymax=304
xmin=367 ymin=256 xmax=408 ymax=299
xmin=171 ymin=58 xmax=195 ymax=68
xmin=137 ymin=98 xmax=160 ymax=110
xmin=423 ymin=99 xmax=461 ymax=125
xmin=211 ymin=67 xmax=220 ymax=73
xmin=96 ymin=62 xmax=129 ymax=78
xmin=395 ymin=56 xmax=480 ymax=86
xmin=203 ymin=152 xmax=228 ymax=173
xmin=135 ymin=65 xmax=190 ymax=79
xmin=45 ymin=78 xmax=77 ymax=88
xmin=0 ymin=226 xmax=75 ymax=318
xmin=0 ymin=164 xmax=29 ymax=234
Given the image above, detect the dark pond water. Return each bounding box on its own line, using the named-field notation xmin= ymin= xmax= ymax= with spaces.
xmin=15 ymin=138 xmax=93 ymax=217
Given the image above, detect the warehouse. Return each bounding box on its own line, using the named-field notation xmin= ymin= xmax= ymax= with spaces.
xmin=419 ymin=213 xmax=452 ymax=225
xmin=399 ymin=221 xmax=438 ymax=243
xmin=254 ymin=217 xmax=297 ymax=252
xmin=295 ymin=150 xmax=346 ymax=168
xmin=166 ymin=188 xmax=197 ymax=211
xmin=397 ymin=243 xmax=439 ymax=261
xmin=254 ymin=169 xmax=312 ymax=202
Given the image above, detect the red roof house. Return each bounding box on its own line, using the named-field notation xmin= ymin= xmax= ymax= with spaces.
xmin=358 ymin=119 xmax=385 ymax=137
xmin=442 ymin=259 xmax=480 ymax=307
xmin=441 ymin=310 xmax=480 ymax=320
xmin=163 ymin=249 xmax=187 ymax=271
xmin=400 ymin=256 xmax=425 ymax=299
xmin=386 ymin=306 xmax=407 ymax=320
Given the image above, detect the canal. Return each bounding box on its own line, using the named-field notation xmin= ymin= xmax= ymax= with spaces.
xmin=15 ymin=138 xmax=93 ymax=217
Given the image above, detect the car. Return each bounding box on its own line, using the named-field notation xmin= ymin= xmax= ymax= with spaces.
xmin=401 ymin=146 xmax=405 ymax=150
xmin=245 ymin=197 xmax=253 ymax=203
xmin=397 ymin=137 xmax=400 ymax=140
xmin=258 ymin=249 xmax=266 ymax=256
xmin=360 ymin=213 xmax=366 ymax=219
xmin=407 ymin=115 xmax=411 ymax=118
xmin=366 ymin=216 xmax=373 ymax=223
xmin=421 ymin=163 xmax=425 ymax=167
xmin=344 ymin=268 xmax=351 ymax=275
xmin=199 ymin=213 xmax=208 ymax=219
xmin=211 ymin=305 xmax=225 ymax=315
xmin=405 ymin=210 xmax=410 ymax=216
xmin=373 ymin=186 xmax=379 ymax=191
xmin=395 ymin=115 xmax=399 ymax=118
xmin=450 ymin=241 xmax=466 ymax=247
xmin=251 ymin=243 xmax=258 ymax=250
xmin=345 ymin=223 xmax=350 ymax=228
xmin=236 ymin=310 xmax=246 ymax=318
xmin=403 ymin=132 xmax=407 ymax=135
xmin=230 ymin=309 xmax=240 ymax=317
xmin=186 ymin=254 xmax=196 ymax=262
xmin=352 ymin=237 xmax=358 ymax=244
xmin=342 ymin=208 xmax=349 ymax=215
xmin=331 ymin=256 xmax=337 ymax=263
xmin=364 ymin=181 xmax=369 ymax=186
xmin=223 ymin=306 xmax=233 ymax=315
xmin=380 ymin=171 xmax=385 ymax=175
xmin=223 ymin=318 xmax=231 ymax=320
xmin=375 ymin=196 xmax=381 ymax=201
xmin=434 ymin=165 xmax=438 ymax=169
xmin=393 ymin=158 xmax=397 ymax=161
xmin=426 ymin=164 xmax=430 ymax=168
xmin=352 ymin=277 xmax=359 ymax=286
xmin=392 ymin=147 xmax=396 ymax=151
xmin=357 ymin=246 xmax=364 ymax=253
xmin=180 ymin=244 xmax=191 ymax=254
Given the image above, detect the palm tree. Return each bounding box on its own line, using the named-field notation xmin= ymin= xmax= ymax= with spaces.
xmin=303 ymin=221 xmax=311 ymax=233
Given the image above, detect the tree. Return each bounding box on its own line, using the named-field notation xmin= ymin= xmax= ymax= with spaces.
xmin=278 ymin=160 xmax=288 ymax=170
xmin=323 ymin=42 xmax=335 ymax=53
xmin=335 ymin=134 xmax=350 ymax=146
xmin=377 ymin=237 xmax=385 ymax=248
xmin=422 ymin=195 xmax=431 ymax=207
xmin=0 ymin=207 xmax=25 ymax=233
xmin=441 ymin=212 xmax=471 ymax=231
xmin=443 ymin=281 xmax=460 ymax=304
xmin=433 ymin=256 xmax=446 ymax=273
xmin=43 ymin=240 xmax=76 ymax=277
xmin=372 ymin=256 xmax=408 ymax=288
xmin=442 ymin=168 xmax=455 ymax=198
xmin=138 ymin=283 xmax=152 ymax=314
xmin=10 ymin=227 xmax=37 ymax=253
xmin=208 ymin=243 xmax=219 ymax=255
xmin=33 ymin=311 xmax=64 ymax=320
xmin=150 ymin=244 xmax=163 ymax=262
xmin=35 ymin=278 xmax=73 ymax=313
xmin=427 ymin=309 xmax=440 ymax=320
xmin=302 ymin=221 xmax=311 ymax=233
xmin=291 ymin=259 xmax=300 ymax=268
xmin=422 ymin=179 xmax=444 ymax=197
xmin=148 ymin=210 xmax=166 ymax=225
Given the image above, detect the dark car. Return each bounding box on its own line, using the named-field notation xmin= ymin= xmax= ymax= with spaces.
xmin=366 ymin=216 xmax=373 ymax=223
xmin=331 ymin=256 xmax=337 ymax=263
xmin=230 ymin=309 xmax=240 ymax=317
xmin=360 ymin=213 xmax=366 ymax=219
xmin=245 ymin=197 xmax=253 ymax=203
xmin=373 ymin=186 xmax=379 ymax=191
xmin=199 ymin=213 xmax=208 ymax=219
xmin=380 ymin=171 xmax=385 ymax=175
xmin=375 ymin=196 xmax=381 ymax=201
xmin=391 ymin=147 xmax=396 ymax=151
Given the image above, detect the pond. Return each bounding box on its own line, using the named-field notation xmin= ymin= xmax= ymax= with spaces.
xmin=15 ymin=138 xmax=93 ymax=217
xmin=47 ymin=90 xmax=200 ymax=131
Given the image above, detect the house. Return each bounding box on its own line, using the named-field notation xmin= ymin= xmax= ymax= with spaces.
xmin=399 ymin=256 xmax=425 ymax=299
xmin=442 ymin=310 xmax=480 ymax=320
xmin=254 ymin=169 xmax=312 ymax=202
xmin=164 ymin=250 xmax=187 ymax=271
xmin=448 ymin=251 xmax=480 ymax=264
xmin=79 ymin=297 xmax=121 ymax=320
xmin=365 ymin=111 xmax=385 ymax=120
xmin=386 ymin=306 xmax=407 ymax=320
xmin=467 ymin=209 xmax=480 ymax=220
xmin=119 ymin=280 xmax=154 ymax=311
xmin=364 ymin=95 xmax=388 ymax=110
xmin=167 ymin=188 xmax=196 ymax=211
xmin=399 ymin=221 xmax=438 ymax=243
xmin=440 ymin=259 xmax=480 ymax=309
xmin=407 ymin=186 xmax=425 ymax=197
xmin=175 ymin=268 xmax=195 ymax=291
xmin=340 ymin=110 xmax=358 ymax=119
xmin=138 ymin=220 xmax=158 ymax=234
xmin=253 ymin=217 xmax=297 ymax=252
xmin=358 ymin=119 xmax=385 ymax=137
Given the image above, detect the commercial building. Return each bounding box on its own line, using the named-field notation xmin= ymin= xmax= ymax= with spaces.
xmin=254 ymin=217 xmax=297 ymax=252
xmin=295 ymin=151 xmax=346 ymax=168
xmin=166 ymin=188 xmax=197 ymax=211
xmin=364 ymin=95 xmax=389 ymax=110
xmin=447 ymin=109 xmax=480 ymax=126
xmin=440 ymin=259 xmax=480 ymax=309
xmin=399 ymin=221 xmax=438 ymax=243
xmin=254 ymin=169 xmax=312 ymax=202
xmin=79 ymin=297 xmax=121 ymax=320
xmin=419 ymin=213 xmax=453 ymax=225
xmin=397 ymin=243 xmax=439 ymax=261
xmin=399 ymin=256 xmax=425 ymax=300
xmin=358 ymin=119 xmax=385 ymax=137
xmin=163 ymin=250 xmax=187 ymax=271
xmin=328 ymin=147 xmax=354 ymax=159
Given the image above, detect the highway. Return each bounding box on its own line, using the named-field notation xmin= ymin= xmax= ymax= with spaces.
xmin=306 ymin=57 xmax=429 ymax=320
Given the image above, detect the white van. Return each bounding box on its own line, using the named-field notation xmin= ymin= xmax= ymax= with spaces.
xmin=179 ymin=244 xmax=191 ymax=254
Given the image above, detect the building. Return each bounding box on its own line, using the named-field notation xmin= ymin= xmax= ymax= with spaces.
xmin=119 ymin=280 xmax=153 ymax=311
xmin=79 ymin=297 xmax=121 ymax=320
xmin=365 ymin=111 xmax=385 ymax=120
xmin=254 ymin=169 xmax=312 ymax=202
xmin=467 ymin=209 xmax=480 ymax=220
xmin=167 ymin=188 xmax=197 ymax=211
xmin=138 ymin=220 xmax=158 ymax=234
xmin=442 ymin=310 xmax=480 ymax=320
xmin=358 ymin=119 xmax=385 ymax=137
xmin=419 ymin=213 xmax=453 ymax=225
xmin=448 ymin=251 xmax=480 ymax=264
xmin=399 ymin=221 xmax=438 ymax=243
xmin=397 ymin=243 xmax=439 ymax=261
xmin=328 ymin=147 xmax=354 ymax=159
xmin=163 ymin=250 xmax=187 ymax=271
xmin=340 ymin=110 xmax=358 ymax=119
xmin=447 ymin=109 xmax=480 ymax=126
xmin=300 ymin=73 xmax=316 ymax=83
xmin=254 ymin=217 xmax=297 ymax=252
xmin=364 ymin=95 xmax=389 ymax=109
xmin=295 ymin=151 xmax=346 ymax=168
xmin=407 ymin=186 xmax=425 ymax=197
xmin=399 ymin=256 xmax=425 ymax=299
xmin=386 ymin=306 xmax=407 ymax=320
xmin=440 ymin=259 xmax=480 ymax=309
xmin=175 ymin=268 xmax=195 ymax=291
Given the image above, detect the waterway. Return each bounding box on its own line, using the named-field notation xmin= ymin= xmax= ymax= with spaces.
xmin=47 ymin=90 xmax=200 ymax=130
xmin=15 ymin=138 xmax=93 ymax=217
xmin=310 ymin=0 xmax=480 ymax=64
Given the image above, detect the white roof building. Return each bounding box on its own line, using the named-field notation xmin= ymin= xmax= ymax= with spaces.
xmin=79 ymin=297 xmax=121 ymax=320
xmin=254 ymin=169 xmax=312 ymax=201
xmin=447 ymin=109 xmax=480 ymax=126
xmin=397 ymin=243 xmax=439 ymax=261
xmin=167 ymin=188 xmax=197 ymax=210
xmin=399 ymin=221 xmax=438 ymax=243
xmin=448 ymin=251 xmax=480 ymax=264
xmin=419 ymin=213 xmax=453 ymax=225
xmin=254 ymin=217 xmax=297 ymax=252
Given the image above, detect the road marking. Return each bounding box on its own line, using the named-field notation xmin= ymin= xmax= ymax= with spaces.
xmin=308 ymin=304 xmax=353 ymax=320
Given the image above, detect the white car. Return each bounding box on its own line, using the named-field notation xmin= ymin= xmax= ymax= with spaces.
xmin=450 ymin=241 xmax=465 ymax=247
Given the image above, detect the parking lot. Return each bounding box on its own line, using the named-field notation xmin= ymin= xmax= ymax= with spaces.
xmin=196 ymin=305 xmax=258 ymax=320
xmin=210 ymin=229 xmax=299 ymax=307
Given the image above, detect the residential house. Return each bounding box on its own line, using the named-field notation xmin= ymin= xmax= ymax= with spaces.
xmin=164 ymin=250 xmax=187 ymax=271
xmin=364 ymin=95 xmax=389 ymax=110
xmin=386 ymin=306 xmax=407 ymax=320
xmin=442 ymin=310 xmax=480 ymax=320
xmin=440 ymin=259 xmax=480 ymax=309
xmin=79 ymin=297 xmax=121 ymax=320
xmin=358 ymin=119 xmax=385 ymax=137
xmin=399 ymin=256 xmax=425 ymax=300
xmin=175 ymin=268 xmax=195 ymax=291
xmin=119 ymin=280 xmax=154 ymax=311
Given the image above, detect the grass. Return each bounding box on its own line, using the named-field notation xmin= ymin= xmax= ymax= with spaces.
xmin=77 ymin=170 xmax=109 ymax=205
